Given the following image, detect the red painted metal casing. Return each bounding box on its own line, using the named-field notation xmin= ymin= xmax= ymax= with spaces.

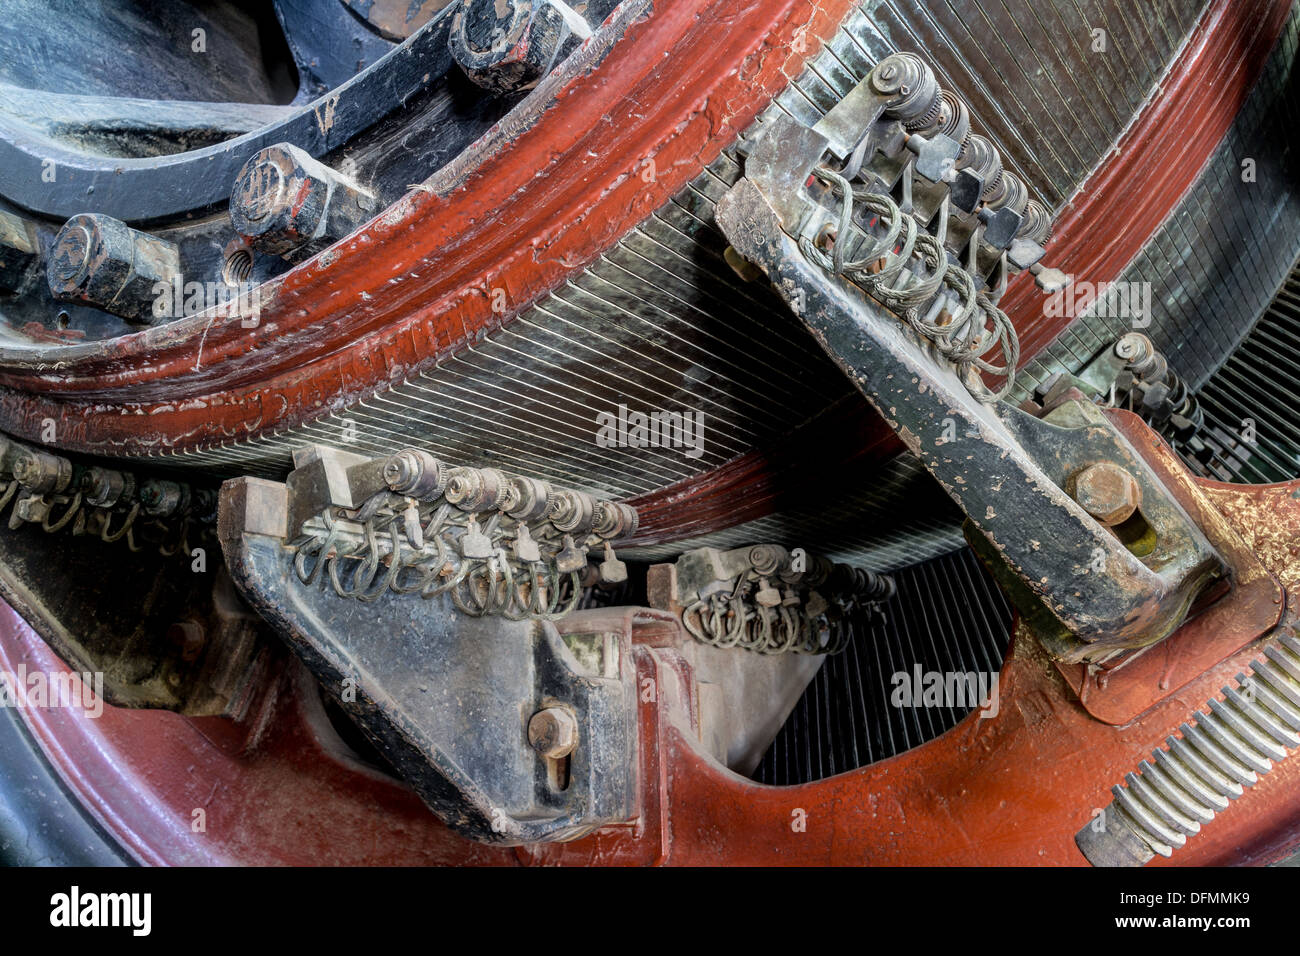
xmin=4 ymin=418 xmax=1300 ymax=865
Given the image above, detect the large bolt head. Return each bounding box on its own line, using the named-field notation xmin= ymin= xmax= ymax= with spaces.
xmin=528 ymin=707 xmax=578 ymax=759
xmin=49 ymin=215 xmax=129 ymax=299
xmin=231 ymin=145 xmax=328 ymax=255
xmin=450 ymin=0 xmax=566 ymax=94
xmin=48 ymin=214 xmax=179 ymax=322
xmin=231 ymin=143 xmax=375 ymax=260
xmin=1073 ymin=462 xmax=1142 ymax=526
xmin=166 ymin=620 xmax=207 ymax=663
xmin=236 ymin=156 xmax=288 ymax=223
xmin=50 ymin=222 xmax=93 ymax=285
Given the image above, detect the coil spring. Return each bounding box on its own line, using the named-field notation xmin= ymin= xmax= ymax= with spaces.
xmin=290 ymin=499 xmax=583 ymax=621
xmin=682 ymin=588 xmax=853 ymax=656
xmin=934 ymin=90 xmax=971 ymax=148
xmin=0 ymin=476 xmax=186 ymax=554
xmin=682 ymin=561 xmax=890 ymax=656
xmin=801 ymin=167 xmax=1020 ymax=402
xmin=902 ymin=97 xmax=943 ymax=134
xmin=1017 ymin=199 xmax=1052 ymax=244
xmin=959 ymin=134 xmax=1003 ymax=198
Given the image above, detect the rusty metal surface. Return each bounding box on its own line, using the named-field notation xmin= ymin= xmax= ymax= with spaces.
xmin=1016 ymin=0 xmax=1300 ymax=401
xmin=1053 ymin=411 xmax=1284 ymax=725
xmin=344 ymin=0 xmax=452 ymax=40
xmin=0 ymin=600 xmax=517 ymax=865
xmin=0 ymin=1 xmax=1268 ymax=574
xmin=526 ymin=478 xmax=1300 ymax=865
xmin=716 ymin=127 xmax=1225 ymax=659
xmin=4 ymin=464 xmax=1299 ymax=865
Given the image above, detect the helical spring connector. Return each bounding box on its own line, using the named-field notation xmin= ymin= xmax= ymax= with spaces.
xmin=800 ymin=167 xmax=1020 ymax=401
xmin=960 ymin=134 xmax=1004 ymax=201
xmin=909 ymin=88 xmax=971 ymax=154
xmin=289 ymin=449 xmax=637 ymax=622
xmin=985 ymin=169 xmax=1028 ymax=215
xmin=681 ymin=547 xmax=893 ymax=656
xmin=1017 ymin=199 xmax=1053 ymax=244
xmin=0 ymin=438 xmax=200 ymax=555
xmin=872 ymin=53 xmax=941 ymax=128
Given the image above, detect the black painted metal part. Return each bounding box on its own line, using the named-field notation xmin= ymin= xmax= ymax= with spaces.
xmin=218 ymin=474 xmax=638 ymax=845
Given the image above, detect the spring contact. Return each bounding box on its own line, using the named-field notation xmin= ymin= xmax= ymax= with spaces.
xmin=681 ymin=548 xmax=894 ymax=656
xmin=801 ymin=167 xmax=1020 ymax=401
xmin=291 ymin=505 xmax=584 ymax=620
xmin=0 ymin=435 xmax=210 ymax=558
xmin=288 ymin=449 xmax=638 ymax=621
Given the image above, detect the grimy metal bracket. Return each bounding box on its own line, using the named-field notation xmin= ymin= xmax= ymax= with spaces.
xmin=217 ymin=448 xmax=640 ymax=845
xmin=716 ymin=112 xmax=1225 ymax=662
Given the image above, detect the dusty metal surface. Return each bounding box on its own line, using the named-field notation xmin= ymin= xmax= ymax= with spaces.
xmin=521 ymin=475 xmax=1300 ymax=866
xmin=716 ymin=111 xmax=1225 ymax=659
xmin=0 ymin=602 xmax=519 ymax=865
xmin=0 ymin=0 xmax=1279 ymax=582
xmin=5 ymin=453 xmax=1298 ymax=865
xmin=0 ymin=0 xmax=1293 ymax=870
xmin=1051 ymin=410 xmax=1284 ymax=725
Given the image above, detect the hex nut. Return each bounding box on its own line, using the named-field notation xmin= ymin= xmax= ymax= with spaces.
xmin=1073 ymin=462 xmax=1142 ymax=526
xmin=528 ymin=706 xmax=578 ymax=759
xmin=450 ymin=0 xmax=567 ymax=94
xmin=230 ymin=143 xmax=376 ymax=259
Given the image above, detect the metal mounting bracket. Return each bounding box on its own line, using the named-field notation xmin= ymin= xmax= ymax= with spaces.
xmin=715 ymin=114 xmax=1225 ymax=661
xmin=218 ymin=473 xmax=638 ymax=845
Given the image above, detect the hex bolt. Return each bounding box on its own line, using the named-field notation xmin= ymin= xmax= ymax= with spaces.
xmin=450 ymin=0 xmax=569 ymax=94
xmin=528 ymin=706 xmax=578 ymax=759
xmin=1073 ymin=462 xmax=1142 ymax=526
xmin=230 ymin=143 xmax=378 ymax=261
xmin=139 ymin=478 xmax=190 ymax=518
xmin=81 ymin=466 xmax=135 ymax=508
xmin=47 ymin=214 xmax=181 ymax=323
xmin=0 ymin=209 xmax=40 ymax=294
xmin=12 ymin=448 xmax=73 ymax=494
